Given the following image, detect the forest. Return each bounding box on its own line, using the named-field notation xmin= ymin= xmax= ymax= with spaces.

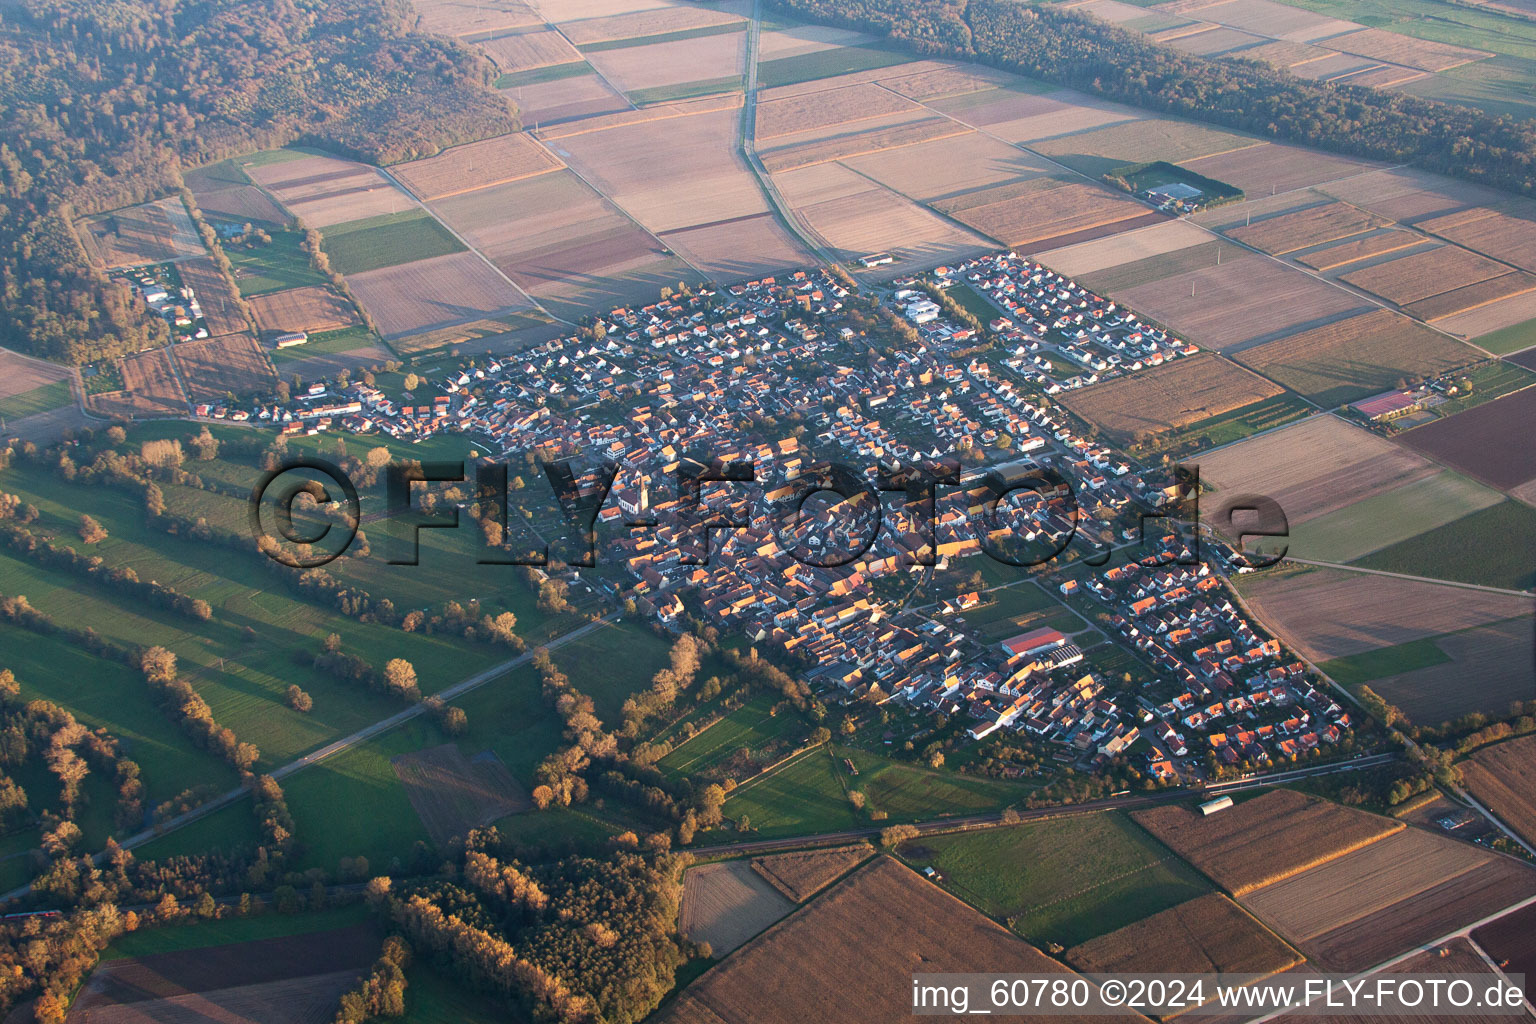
xmin=765 ymin=0 xmax=1536 ymax=196
xmin=0 ymin=0 xmax=517 ymax=365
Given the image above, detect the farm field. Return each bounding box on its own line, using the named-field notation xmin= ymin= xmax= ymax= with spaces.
xmin=107 ymin=347 xmax=188 ymax=417
xmin=192 ymin=184 xmax=290 ymax=228
xmin=758 ymin=115 xmax=967 ymax=175
xmin=392 ymin=743 xmax=529 ymax=846
xmin=250 ymin=285 xmax=360 ymax=335
xmin=1340 ymin=245 xmax=1512 ymax=306
xmin=1065 ymin=893 xmax=1300 ymax=975
xmin=757 ymin=43 xmax=913 ymax=88
xmin=658 ymin=857 xmax=1104 ymax=1024
xmin=1233 ymin=308 xmax=1479 ymax=406
xmin=178 ymin=255 xmax=250 ymax=337
xmin=1272 ymin=469 xmax=1504 ymax=563
xmin=898 ymin=812 xmax=1211 ymax=947
xmin=269 ymin=326 xmax=393 ymax=378
xmin=1269 ymin=844 xmax=1536 ymax=972
xmin=1135 ymin=392 xmax=1312 ymax=456
xmin=1234 ymin=565 xmax=1534 ymax=662
xmin=1226 ymin=201 xmax=1388 ymax=255
xmin=585 ymin=30 xmax=744 ymax=95
xmin=1461 ymin=735 xmax=1536 ymax=847
xmin=1405 ymin=271 xmax=1536 ymax=322
xmin=80 ymin=197 xmax=204 ymax=269
xmin=934 ymin=178 xmax=1157 ymax=249
xmin=1027 ymin=117 xmax=1263 ymax=178
xmin=410 ymin=0 xmax=541 ymax=37
xmin=562 ymin=6 xmax=744 ymax=46
xmin=1119 ymin=254 xmax=1368 ymax=351
xmin=755 ymin=80 xmax=918 ymax=139
xmin=1037 ymin=218 xmax=1212 ymax=278
xmin=322 ymin=210 xmax=466 ymax=275
xmin=1294 ymin=229 xmax=1425 ymax=271
xmin=245 ymin=152 xmax=416 ymax=228
xmin=170 ymin=333 xmax=278 ymax=402
xmin=0 ymin=350 xmax=74 ymax=421
xmin=1295 ymin=938 xmax=1515 ymax=1024
xmin=1240 ymin=828 xmax=1495 ymax=945
xmin=750 ymin=844 xmax=872 ymax=902
xmin=345 ymin=250 xmax=531 ymax=339
xmin=225 ymin=229 xmax=329 ymax=296
xmin=476 ymin=28 xmax=583 ymax=73
xmin=679 ymin=859 xmax=796 ymax=955
xmin=1473 ymin=903 xmax=1536 ymax=992
xmin=69 ymin=925 xmax=378 ymax=1023
xmin=1182 ymin=141 xmax=1379 ymax=196
xmin=1342 ymin=617 xmax=1536 ymax=725
xmin=1057 ymin=353 xmax=1282 ymax=444
xmin=1076 ymin=239 xmax=1226 ymax=294
xmin=1197 ymin=414 xmax=1437 ymax=525
xmin=1417 ymin=204 xmax=1536 ymax=273
xmin=501 ymin=69 xmax=630 ymax=124
xmin=1395 ymin=384 xmax=1536 ymax=491
xmin=0 ymin=378 xmax=72 ymax=421
xmin=392 ymin=133 xmax=564 ymax=200
xmin=1132 ymin=790 xmax=1403 ymax=896
xmin=927 ymin=86 xmax=1137 ymax=146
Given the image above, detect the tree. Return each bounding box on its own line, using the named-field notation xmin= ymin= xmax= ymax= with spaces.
xmin=285 ymin=685 xmax=313 ymax=712
xmin=383 ymin=659 xmax=420 ymax=702
xmin=403 ymin=372 xmax=419 ymax=392
xmin=78 ymin=514 xmax=107 ymax=544
xmin=879 ymin=824 xmax=919 ymax=848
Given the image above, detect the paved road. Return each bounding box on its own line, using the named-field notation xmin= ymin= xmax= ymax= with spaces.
xmin=0 ymin=613 xmax=616 ymax=905
xmin=1281 ymin=556 xmax=1534 ymax=597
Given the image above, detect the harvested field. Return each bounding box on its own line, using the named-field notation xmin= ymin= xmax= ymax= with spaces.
xmin=561 ymin=6 xmax=743 ymax=45
xmin=1235 ymin=566 xmax=1534 ymax=662
xmin=114 ymin=348 xmax=188 ymax=417
xmin=246 ymin=154 xmax=415 ymax=228
xmin=67 ymin=926 xmax=377 ymax=1024
xmin=191 ymin=184 xmax=290 ymax=228
xmin=172 ymin=334 xmax=277 ymax=401
xmin=410 ymin=0 xmax=541 ymax=37
xmin=1078 ymin=239 xmax=1225 ymax=294
xmin=392 ymin=743 xmax=530 ymax=847
xmin=1443 ymin=291 xmax=1536 ymax=340
xmin=1165 ymin=25 xmax=1268 ymax=56
xmin=80 ymin=198 xmax=203 ymax=269
xmin=927 ymin=87 xmax=1140 ymax=145
xmin=1406 ymin=272 xmax=1536 ymax=322
xmin=1119 ymin=254 xmax=1368 ymax=351
xmin=546 ymin=106 xmax=767 ymax=232
xmin=1184 ymin=143 xmax=1379 ymax=197
xmin=177 ymin=256 xmax=250 ymax=337
xmin=1417 ymin=205 xmax=1536 ymax=274
xmin=936 ymin=179 xmax=1154 ymax=248
xmin=585 ymin=32 xmax=743 ymax=94
xmin=1397 ymin=385 xmax=1536 ymax=490
xmin=759 ymin=117 xmax=969 ymax=174
xmin=502 ymin=71 xmax=630 ymax=124
xmin=1240 ymin=39 xmax=1337 ymax=69
xmin=756 ymin=82 xmax=919 ymax=140
xmin=750 ymin=844 xmax=872 ymax=902
xmin=658 ymin=857 xmax=1110 ymax=1024
xmin=1227 ymin=202 xmax=1387 ymax=255
xmin=1295 ymin=230 xmax=1424 ymax=271
xmin=1473 ymin=903 xmax=1536 ymax=990
xmin=1059 ymin=353 xmax=1281 ymax=443
xmin=1029 ymin=117 xmax=1263 ymax=177
xmin=1365 ymin=618 xmax=1536 ymax=728
xmin=1155 ymin=0 xmax=1358 ymax=41
xmin=1197 ymin=414 xmax=1438 ymax=524
xmin=785 ymin=172 xmax=991 ymax=270
xmin=392 ymin=133 xmax=563 ymax=200
xmin=1038 ymin=219 xmax=1211 ymax=278
xmin=0 ymin=349 xmax=72 ymax=403
xmin=879 ymin=62 xmax=1019 ymax=101
xmin=534 ymin=90 xmax=741 ymax=139
xmin=841 ymin=132 xmax=1055 ymax=203
xmin=1324 ymin=27 xmax=1491 ymax=72
xmin=1341 ymin=245 xmax=1511 ymax=306
xmin=1066 ymin=893 xmax=1301 ymax=975
xmin=345 ymin=251 xmax=530 ymax=338
xmin=1234 ymin=308 xmax=1479 ymax=406
xmin=679 ymin=860 xmax=796 ymax=955
xmin=1132 ymin=790 xmax=1404 ymax=896
xmin=1290 ymin=939 xmax=1514 ymax=1024
xmin=1299 ymin=853 xmax=1536 ymax=971
xmin=477 ymin=29 xmax=582 ymax=72
xmin=388 ymin=311 xmax=558 ymax=356
xmin=1462 ymin=735 xmax=1536 ymax=848
xmin=662 ymin=214 xmax=811 ymax=280
xmin=537 ymin=0 xmax=673 ymax=18
xmin=250 ymin=286 xmax=360 ymax=335
xmin=1242 ymin=828 xmax=1493 ymax=943
xmin=1320 ymin=168 xmax=1503 ymax=227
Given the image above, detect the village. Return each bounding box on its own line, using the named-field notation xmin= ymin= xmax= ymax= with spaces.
xmin=221 ymin=259 xmax=1361 ymax=785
